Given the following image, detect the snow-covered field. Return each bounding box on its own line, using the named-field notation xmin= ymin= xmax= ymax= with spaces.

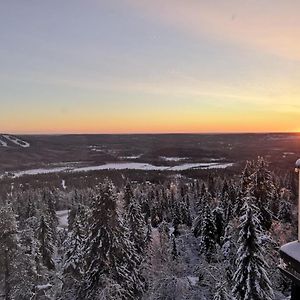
xmin=8 ymin=162 xmax=234 ymax=177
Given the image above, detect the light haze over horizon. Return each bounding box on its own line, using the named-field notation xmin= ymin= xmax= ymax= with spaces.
xmin=1 ymin=0 xmax=300 ymax=134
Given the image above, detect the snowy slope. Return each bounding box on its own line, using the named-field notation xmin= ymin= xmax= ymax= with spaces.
xmin=0 ymin=139 xmax=8 ymax=147
xmin=2 ymin=134 xmax=30 ymax=148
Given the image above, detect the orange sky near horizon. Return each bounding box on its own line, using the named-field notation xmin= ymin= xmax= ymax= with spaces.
xmin=4 ymin=109 xmax=300 ymax=134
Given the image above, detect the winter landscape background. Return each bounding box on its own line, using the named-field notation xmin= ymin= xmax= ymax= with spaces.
xmin=1 ymin=0 xmax=299 ymax=299
xmin=0 ymin=133 xmax=298 ymax=299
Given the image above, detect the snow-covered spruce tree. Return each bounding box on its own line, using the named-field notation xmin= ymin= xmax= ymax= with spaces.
xmin=44 ymin=190 xmax=58 ymax=227
xmin=123 ymin=181 xmax=134 ymax=210
xmin=208 ymin=174 xmax=216 ymax=197
xmin=0 ymin=202 xmax=40 ymax=300
xmin=180 ymin=195 xmax=192 ymax=227
xmin=171 ymin=235 xmax=178 ymax=260
xmin=192 ymin=214 xmax=202 ymax=238
xmin=278 ymin=188 xmax=292 ymax=223
xmin=213 ymin=206 xmax=225 ymax=245
xmin=221 ymin=223 xmax=237 ymax=282
xmin=61 ymin=205 xmax=86 ymax=299
xmin=249 ymin=157 xmax=275 ymax=231
xmin=221 ymin=192 xmax=233 ymax=224
xmin=193 ymin=191 xmax=213 ymax=238
xmin=172 ymin=201 xmax=181 ymax=237
xmin=199 ymin=202 xmax=217 ymax=262
xmin=9 ymin=245 xmax=37 ymax=300
xmin=21 ymin=215 xmax=46 ymax=285
xmin=67 ymin=200 xmax=78 ymax=231
xmin=157 ymin=220 xmax=170 ymax=259
xmin=240 ymin=161 xmax=255 ymax=196
xmin=151 ymin=201 xmax=163 ymax=228
xmin=125 ymin=194 xmax=147 ymax=258
xmin=213 ymin=282 xmax=229 ymax=300
xmin=63 ymin=205 xmax=85 ymax=276
xmin=278 ymin=199 xmax=292 ymax=224
xmin=78 ymin=180 xmax=145 ymax=300
xmin=25 ymin=196 xmax=37 ymax=219
xmin=37 ymin=215 xmax=55 ymax=270
xmin=221 ymin=179 xmax=229 ymax=197
xmin=0 ymin=203 xmax=18 ymax=300
xmin=233 ymin=197 xmax=273 ymax=300
xmin=195 ymin=184 xmax=206 ymax=213
xmin=200 ymin=182 xmax=207 ymax=197
xmin=145 ymin=219 xmax=153 ymax=247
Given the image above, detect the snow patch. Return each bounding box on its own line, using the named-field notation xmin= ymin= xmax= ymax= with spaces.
xmin=160 ymin=156 xmax=188 ymax=162
xmin=187 ymin=276 xmax=199 ymax=286
xmin=56 ymin=210 xmax=69 ymax=229
xmin=61 ymin=179 xmax=66 ymax=190
xmin=36 ymin=283 xmax=52 ymax=291
xmin=120 ymin=155 xmax=142 ymax=159
xmin=0 ymin=139 xmax=8 ymax=147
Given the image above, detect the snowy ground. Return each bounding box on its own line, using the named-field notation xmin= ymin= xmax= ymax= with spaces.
xmin=56 ymin=210 xmax=69 ymax=229
xmin=8 ymin=162 xmax=234 ymax=178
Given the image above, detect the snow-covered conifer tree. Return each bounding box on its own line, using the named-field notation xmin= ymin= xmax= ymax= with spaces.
xmin=0 ymin=203 xmax=18 ymax=300
xmin=213 ymin=206 xmax=225 ymax=245
xmin=233 ymin=197 xmax=273 ymax=300
xmin=38 ymin=215 xmax=55 ymax=270
xmin=199 ymin=203 xmax=217 ymax=262
xmin=125 ymin=194 xmax=147 ymax=258
xmin=63 ymin=205 xmax=85 ymax=276
xmin=78 ymin=180 xmax=145 ymax=300
xmin=213 ymin=282 xmax=229 ymax=300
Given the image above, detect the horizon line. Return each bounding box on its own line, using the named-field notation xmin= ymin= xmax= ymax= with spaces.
xmin=2 ymin=131 xmax=300 ymax=136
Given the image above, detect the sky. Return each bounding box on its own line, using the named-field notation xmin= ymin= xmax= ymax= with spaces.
xmin=0 ymin=0 xmax=300 ymax=134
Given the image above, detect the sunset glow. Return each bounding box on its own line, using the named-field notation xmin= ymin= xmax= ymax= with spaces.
xmin=0 ymin=0 xmax=299 ymax=134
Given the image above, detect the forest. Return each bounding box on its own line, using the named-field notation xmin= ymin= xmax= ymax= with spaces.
xmin=0 ymin=157 xmax=296 ymax=299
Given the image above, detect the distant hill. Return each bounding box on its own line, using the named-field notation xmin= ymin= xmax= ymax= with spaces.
xmin=0 ymin=133 xmax=299 ymax=173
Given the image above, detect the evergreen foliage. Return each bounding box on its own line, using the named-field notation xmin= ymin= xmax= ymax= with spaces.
xmin=233 ymin=197 xmax=273 ymax=300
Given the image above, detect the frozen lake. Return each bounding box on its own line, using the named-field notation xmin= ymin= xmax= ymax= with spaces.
xmin=6 ymin=161 xmax=234 ymax=178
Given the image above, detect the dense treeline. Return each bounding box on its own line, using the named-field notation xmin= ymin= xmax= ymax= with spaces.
xmin=0 ymin=157 xmax=297 ymax=299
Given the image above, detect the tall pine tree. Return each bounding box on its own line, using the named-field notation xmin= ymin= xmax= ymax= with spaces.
xmin=233 ymin=197 xmax=273 ymax=300
xmin=78 ymin=180 xmax=145 ymax=300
